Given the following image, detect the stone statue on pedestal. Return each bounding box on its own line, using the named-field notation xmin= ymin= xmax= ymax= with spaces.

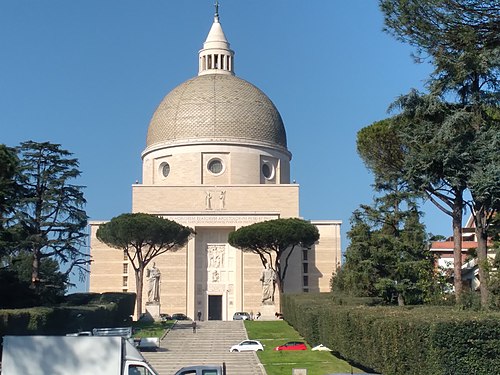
xmin=147 ymin=262 xmax=161 ymax=303
xmin=260 ymin=264 xmax=276 ymax=305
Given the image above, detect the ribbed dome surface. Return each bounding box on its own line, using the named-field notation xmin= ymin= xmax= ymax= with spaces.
xmin=146 ymin=74 xmax=287 ymax=148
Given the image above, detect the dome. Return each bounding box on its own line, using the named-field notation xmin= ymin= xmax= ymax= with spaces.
xmin=146 ymin=74 xmax=287 ymax=150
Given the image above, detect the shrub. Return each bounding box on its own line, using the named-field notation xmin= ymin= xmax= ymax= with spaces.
xmin=282 ymin=293 xmax=500 ymax=375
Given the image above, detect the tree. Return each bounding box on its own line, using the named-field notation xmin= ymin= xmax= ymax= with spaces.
xmin=380 ymin=0 xmax=500 ymax=305
xmin=8 ymin=251 xmax=67 ymax=305
xmin=332 ymin=189 xmax=435 ymax=305
xmin=356 ymin=119 xmax=405 ymax=184
xmin=332 ymin=119 xmax=439 ymax=304
xmin=96 ymin=213 xmax=194 ymax=317
xmin=331 ymin=211 xmax=380 ymax=298
xmin=228 ymin=218 xmax=319 ymax=295
xmin=488 ymin=214 xmax=500 ymax=308
xmin=0 ymin=144 xmax=19 ymax=257
xmin=11 ymin=141 xmax=89 ymax=293
xmin=390 ymin=93 xmax=474 ymax=302
xmin=380 ymin=0 xmax=500 ymax=103
xmin=466 ymin=116 xmax=500 ymax=306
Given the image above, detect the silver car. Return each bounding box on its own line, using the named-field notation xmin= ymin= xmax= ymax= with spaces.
xmin=232 ymin=312 xmax=251 ymax=320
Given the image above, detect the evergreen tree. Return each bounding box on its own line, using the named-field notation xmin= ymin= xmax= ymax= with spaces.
xmin=332 ymin=119 xmax=437 ymax=305
xmin=333 ymin=192 xmax=435 ymax=305
xmin=380 ymin=0 xmax=500 ymax=305
xmin=11 ymin=141 xmax=89 ymax=292
xmin=0 ymin=144 xmax=19 ymax=258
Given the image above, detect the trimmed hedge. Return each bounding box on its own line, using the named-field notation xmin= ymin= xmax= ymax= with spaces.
xmin=282 ymin=293 xmax=500 ymax=375
xmin=0 ymin=292 xmax=136 ymax=337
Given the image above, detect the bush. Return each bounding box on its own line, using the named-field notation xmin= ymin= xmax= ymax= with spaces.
xmin=0 ymin=269 xmax=40 ymax=308
xmin=0 ymin=292 xmax=137 ymax=337
xmin=282 ymin=293 xmax=500 ymax=375
xmin=62 ymin=292 xmax=101 ymax=306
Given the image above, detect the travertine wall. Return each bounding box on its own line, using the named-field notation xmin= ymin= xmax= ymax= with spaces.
xmin=89 ymin=185 xmax=341 ymax=320
xmin=141 ymin=143 xmax=290 ymax=185
xmin=309 ymin=222 xmax=342 ymax=292
xmin=132 ymin=185 xmax=300 ymax=217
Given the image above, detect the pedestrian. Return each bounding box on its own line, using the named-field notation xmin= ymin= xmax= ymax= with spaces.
xmin=197 ymin=310 xmax=202 ymax=321
xmin=192 ymin=320 xmax=197 ymax=333
xmin=256 ymin=312 xmax=261 ymax=320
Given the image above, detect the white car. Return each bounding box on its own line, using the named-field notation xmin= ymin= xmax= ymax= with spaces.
xmin=230 ymin=340 xmax=264 ymax=352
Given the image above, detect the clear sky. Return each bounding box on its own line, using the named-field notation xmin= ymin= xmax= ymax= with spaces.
xmin=0 ymin=1 xmax=452 ymax=291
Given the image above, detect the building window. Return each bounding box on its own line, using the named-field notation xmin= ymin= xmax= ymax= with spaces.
xmin=207 ymin=158 xmax=224 ymax=175
xmin=262 ymin=162 xmax=274 ymax=179
xmin=303 ymin=288 xmax=309 ymax=293
xmin=303 ymin=263 xmax=308 ymax=274
xmin=160 ymin=162 xmax=170 ymax=178
xmin=123 ymin=276 xmax=128 ymax=287
xmin=302 ymin=249 xmax=308 ymax=261
xmin=123 ymin=251 xmax=128 ymax=261
xmin=303 ymin=275 xmax=308 ymax=287
xmin=123 ymin=263 xmax=128 ymax=273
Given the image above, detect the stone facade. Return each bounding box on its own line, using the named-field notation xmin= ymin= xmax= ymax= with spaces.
xmin=88 ymin=9 xmax=342 ymax=320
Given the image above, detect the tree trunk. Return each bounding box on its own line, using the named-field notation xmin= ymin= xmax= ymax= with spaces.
xmin=135 ymin=269 xmax=144 ymax=319
xmin=31 ymin=248 xmax=41 ymax=289
xmin=475 ymin=207 xmax=489 ymax=308
xmin=452 ymin=199 xmax=463 ymax=304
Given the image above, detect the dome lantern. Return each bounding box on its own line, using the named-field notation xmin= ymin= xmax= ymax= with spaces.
xmin=198 ymin=2 xmax=234 ymax=76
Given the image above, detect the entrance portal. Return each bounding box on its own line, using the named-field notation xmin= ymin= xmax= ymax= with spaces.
xmin=208 ymin=295 xmax=222 ymax=320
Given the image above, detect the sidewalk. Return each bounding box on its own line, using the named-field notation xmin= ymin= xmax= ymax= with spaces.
xmin=142 ymin=320 xmax=266 ymax=375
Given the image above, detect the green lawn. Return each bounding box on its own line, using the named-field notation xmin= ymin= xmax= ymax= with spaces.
xmin=132 ymin=320 xmax=173 ymax=338
xmin=245 ymin=320 xmax=364 ymax=375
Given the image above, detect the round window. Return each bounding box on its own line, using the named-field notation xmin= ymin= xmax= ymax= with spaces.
xmin=208 ymin=159 xmax=224 ymax=174
xmin=161 ymin=162 xmax=170 ymax=178
xmin=262 ymin=162 xmax=274 ymax=179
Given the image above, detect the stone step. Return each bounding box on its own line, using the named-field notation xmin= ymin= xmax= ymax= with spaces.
xmin=142 ymin=320 xmax=266 ymax=375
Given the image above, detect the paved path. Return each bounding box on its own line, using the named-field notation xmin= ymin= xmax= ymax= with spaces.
xmin=142 ymin=320 xmax=266 ymax=375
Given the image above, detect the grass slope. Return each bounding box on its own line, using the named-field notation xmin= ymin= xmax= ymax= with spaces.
xmin=245 ymin=320 xmax=365 ymax=375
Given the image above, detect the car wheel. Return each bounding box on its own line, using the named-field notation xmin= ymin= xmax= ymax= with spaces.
xmin=257 ymin=349 xmax=263 ymax=351
xmin=232 ymin=349 xmax=239 ymax=352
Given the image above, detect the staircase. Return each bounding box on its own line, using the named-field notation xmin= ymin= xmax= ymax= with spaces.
xmin=142 ymin=320 xmax=266 ymax=375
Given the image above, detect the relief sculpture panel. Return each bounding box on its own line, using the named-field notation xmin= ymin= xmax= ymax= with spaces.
xmin=207 ymin=243 xmax=227 ymax=293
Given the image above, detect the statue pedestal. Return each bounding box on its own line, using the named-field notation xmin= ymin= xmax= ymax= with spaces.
xmin=145 ymin=303 xmax=161 ymax=321
xmin=257 ymin=304 xmax=276 ymax=321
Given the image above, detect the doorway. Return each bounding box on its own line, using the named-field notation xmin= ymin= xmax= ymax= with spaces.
xmin=208 ymin=295 xmax=222 ymax=320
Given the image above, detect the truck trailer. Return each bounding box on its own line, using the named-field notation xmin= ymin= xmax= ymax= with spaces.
xmin=1 ymin=335 xmax=158 ymax=375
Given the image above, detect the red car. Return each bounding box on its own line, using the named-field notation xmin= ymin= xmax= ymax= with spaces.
xmin=274 ymin=341 xmax=307 ymax=351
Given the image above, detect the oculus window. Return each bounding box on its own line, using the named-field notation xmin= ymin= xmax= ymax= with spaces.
xmin=262 ymin=162 xmax=274 ymax=179
xmin=160 ymin=162 xmax=170 ymax=178
xmin=208 ymin=158 xmax=224 ymax=175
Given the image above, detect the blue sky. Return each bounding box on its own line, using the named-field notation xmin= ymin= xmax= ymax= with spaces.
xmin=1 ymin=1 xmax=452 ymax=290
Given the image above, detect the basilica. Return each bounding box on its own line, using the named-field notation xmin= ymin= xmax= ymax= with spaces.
xmin=89 ymin=8 xmax=341 ymax=320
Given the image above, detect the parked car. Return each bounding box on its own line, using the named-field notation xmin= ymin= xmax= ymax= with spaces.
xmin=230 ymin=340 xmax=264 ymax=352
xmin=172 ymin=313 xmax=190 ymax=320
xmin=160 ymin=313 xmax=172 ymax=321
xmin=274 ymin=341 xmax=307 ymax=351
xmin=174 ymin=365 xmax=225 ymax=375
xmin=232 ymin=312 xmax=251 ymax=320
